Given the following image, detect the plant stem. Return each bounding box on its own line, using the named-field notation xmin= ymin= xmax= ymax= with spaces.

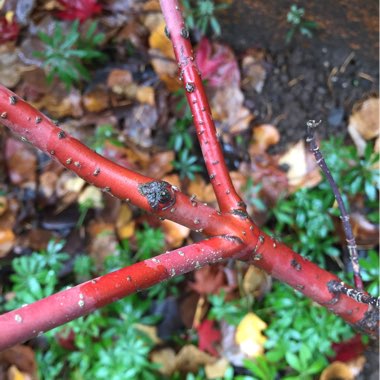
xmin=160 ymin=0 xmax=246 ymax=214
xmin=0 ymin=236 xmax=244 ymax=351
xmin=306 ymin=120 xmax=364 ymax=291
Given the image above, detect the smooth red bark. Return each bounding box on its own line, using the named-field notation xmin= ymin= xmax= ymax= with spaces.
xmin=159 ymin=0 xmax=246 ymax=214
xmin=0 ymin=0 xmax=378 ymax=350
xmin=0 ymin=236 xmax=243 ymax=351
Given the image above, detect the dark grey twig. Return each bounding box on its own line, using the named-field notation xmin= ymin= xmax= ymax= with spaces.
xmin=328 ymin=280 xmax=379 ymax=308
xmin=306 ymin=120 xmax=364 ymax=291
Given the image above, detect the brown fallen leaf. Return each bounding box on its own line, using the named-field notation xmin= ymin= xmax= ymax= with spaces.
xmin=87 ymin=221 xmax=118 ymax=268
xmin=187 ymin=175 xmax=217 ymax=203
xmin=174 ymin=345 xmax=216 ymax=373
xmin=250 ymin=124 xmax=280 ymax=155
xmin=0 ymin=45 xmax=28 ymax=88
xmin=136 ymin=86 xmax=155 ymax=106
xmin=30 ymin=88 xmax=83 ymax=119
xmin=5 ymin=138 xmax=37 ymax=188
xmin=7 ymin=365 xmax=31 ymax=380
xmin=242 ymin=265 xmax=272 ymax=300
xmin=0 ymin=196 xmax=8 ymax=216
xmin=83 ymin=86 xmax=110 ymax=113
xmin=161 ymin=219 xmax=190 ymax=249
xmin=348 ymin=96 xmax=379 ymax=155
xmin=107 ymin=69 xmax=134 ymax=95
xmin=150 ymin=348 xmax=177 ymax=376
xmin=133 ymin=323 xmax=162 ymax=345
xmin=145 ymin=150 xmax=174 ymax=179
xmin=241 ymin=49 xmax=267 ymax=93
xmin=205 ymin=357 xmax=230 ymax=379
xmin=0 ymin=345 xmax=36 ymax=376
xmin=320 ymin=361 xmax=354 ymax=380
xmin=0 ymin=228 xmax=15 ymax=257
xmin=278 ymin=139 xmax=322 ymax=192
xmin=211 ymin=86 xmax=253 ymax=134
xmin=148 ymin=18 xmax=179 ymax=91
xmin=116 ymin=203 xmax=135 ymax=240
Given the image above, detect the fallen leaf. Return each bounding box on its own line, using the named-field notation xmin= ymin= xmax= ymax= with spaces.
xmin=348 ymin=97 xmax=379 ymax=155
xmin=87 ymin=221 xmax=118 ymax=268
xmin=116 ymin=203 xmax=135 ymax=240
xmin=56 ymin=0 xmax=102 ymax=22
xmin=0 ymin=15 xmax=20 ymax=43
xmin=197 ymin=319 xmax=221 ymax=357
xmin=83 ymin=87 xmax=110 ymax=113
xmin=320 ymin=361 xmax=354 ymax=380
xmin=0 ymin=228 xmax=15 ymax=257
xmin=241 ymin=49 xmax=267 ymax=93
xmin=174 ymin=345 xmax=216 ymax=373
xmin=211 ymin=86 xmax=253 ymax=134
xmin=145 ymin=151 xmax=174 ymax=179
xmin=30 ymin=88 xmax=83 ymax=118
xmin=5 ymin=138 xmax=37 ymax=188
xmin=196 ymin=38 xmax=240 ymax=88
xmin=205 ymin=357 xmax=230 ymax=379
xmin=220 ymin=321 xmax=244 ymax=366
xmin=278 ymin=139 xmax=322 ymax=191
xmin=242 ymin=265 xmax=272 ymax=299
xmin=235 ymin=313 xmax=267 ymax=358
xmin=7 ymin=365 xmax=30 ymax=380
xmin=107 ymin=69 xmax=134 ymax=95
xmin=148 ymin=19 xmax=179 ymax=91
xmin=133 ymin=323 xmax=162 ymax=345
xmin=78 ymin=186 xmax=103 ymax=209
xmin=187 ymin=175 xmax=217 ymax=203
xmin=0 ymin=196 xmax=7 ymax=216
xmin=123 ymin=104 xmax=158 ymax=149
xmin=161 ymin=219 xmax=190 ymax=249
xmin=250 ymin=124 xmax=280 ymax=154
xmin=0 ymin=45 xmax=27 ymax=88
xmin=0 ymin=345 xmax=36 ymax=375
xmin=136 ymin=86 xmax=155 ymax=106
xmin=151 ymin=348 xmax=177 ymax=376
xmin=189 ymin=265 xmax=236 ymax=296
xmin=39 ymin=171 xmax=59 ymax=199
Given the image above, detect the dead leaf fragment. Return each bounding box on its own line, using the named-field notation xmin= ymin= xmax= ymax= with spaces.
xmin=235 ymin=313 xmax=267 ymax=358
xmin=242 ymin=266 xmax=272 ymax=299
xmin=7 ymin=365 xmax=31 ymax=380
xmin=320 ymin=361 xmax=354 ymax=380
xmin=161 ymin=219 xmax=190 ymax=249
xmin=151 ymin=348 xmax=177 ymax=375
xmin=250 ymin=124 xmax=280 ymax=154
xmin=205 ymin=358 xmax=230 ymax=379
xmin=0 ymin=228 xmax=15 ymax=257
xmin=0 ymin=195 xmax=8 ymax=216
xmin=279 ymin=139 xmax=322 ymax=191
xmin=83 ymin=87 xmax=109 ymax=113
xmin=136 ymin=86 xmax=155 ymax=106
xmin=175 ymin=345 xmax=216 ymax=373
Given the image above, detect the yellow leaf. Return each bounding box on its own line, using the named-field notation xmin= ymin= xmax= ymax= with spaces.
xmin=235 ymin=313 xmax=267 ymax=358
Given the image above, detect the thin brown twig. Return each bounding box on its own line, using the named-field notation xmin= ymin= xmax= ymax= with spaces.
xmin=306 ymin=120 xmax=364 ymax=291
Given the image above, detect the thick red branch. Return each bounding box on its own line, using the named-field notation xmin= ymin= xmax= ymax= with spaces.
xmin=0 ymin=236 xmax=244 ymax=351
xmin=159 ymin=0 xmax=246 ymax=214
xmin=0 ymin=85 xmax=240 ymax=237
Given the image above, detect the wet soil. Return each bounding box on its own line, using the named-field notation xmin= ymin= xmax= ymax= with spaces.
xmin=219 ymin=0 xmax=379 ymax=152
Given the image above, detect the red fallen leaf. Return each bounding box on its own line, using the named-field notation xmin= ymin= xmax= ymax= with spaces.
xmin=331 ymin=335 xmax=365 ymax=362
xmin=189 ymin=265 xmax=237 ymax=297
xmin=197 ymin=319 xmax=221 ymax=357
xmin=0 ymin=17 xmax=20 ymax=43
xmin=57 ymin=0 xmax=102 ymax=22
xmin=56 ymin=327 xmax=76 ymax=350
xmin=196 ymin=37 xmax=240 ymax=87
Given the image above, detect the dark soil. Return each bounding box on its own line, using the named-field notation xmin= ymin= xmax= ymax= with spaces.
xmin=219 ymin=0 xmax=379 ymax=152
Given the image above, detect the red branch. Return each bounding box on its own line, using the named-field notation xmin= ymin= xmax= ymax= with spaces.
xmin=0 ymin=236 xmax=243 ymax=351
xmin=159 ymin=0 xmax=246 ymax=214
xmin=0 ymin=1 xmax=378 ymax=349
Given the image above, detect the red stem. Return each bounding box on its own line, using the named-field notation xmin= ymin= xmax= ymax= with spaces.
xmin=0 ymin=236 xmax=244 ymax=351
xmin=0 ymin=85 xmax=240 ymax=237
xmin=159 ymin=0 xmax=246 ymax=214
